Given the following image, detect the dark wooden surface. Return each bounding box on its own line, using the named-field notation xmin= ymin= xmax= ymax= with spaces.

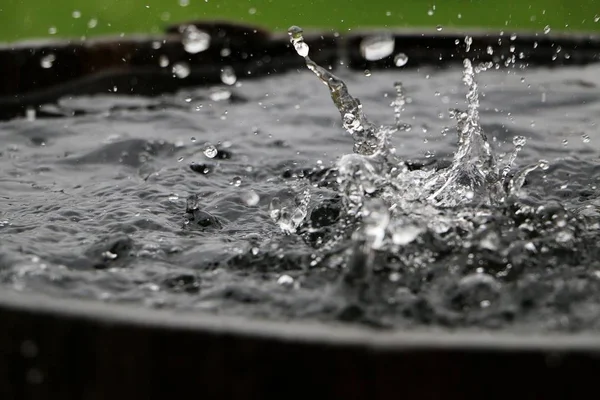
xmin=1 ymin=298 xmax=600 ymax=400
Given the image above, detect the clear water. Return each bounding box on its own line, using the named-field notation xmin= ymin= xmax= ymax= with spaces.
xmin=1 ymin=31 xmax=600 ymax=331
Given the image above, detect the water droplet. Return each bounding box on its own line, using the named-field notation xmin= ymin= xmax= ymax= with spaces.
xmin=210 ymin=89 xmax=231 ymax=102
xmin=172 ymin=62 xmax=190 ymax=79
xmin=562 ymin=139 xmax=569 ymax=146
xmin=360 ymin=34 xmax=395 ymax=61
xmin=436 ymin=25 xmax=443 ymax=32
xmin=48 ymin=26 xmax=57 ymax=35
xmin=277 ymin=274 xmax=295 ymax=287
xmin=544 ymin=25 xmax=551 ymax=34
xmin=179 ymin=0 xmax=190 ymax=6
xmin=582 ymin=134 xmax=591 ymax=143
xmin=220 ymin=48 xmax=231 ymax=57
xmin=394 ymin=53 xmax=408 ymax=67
xmin=538 ymin=159 xmax=550 ymax=170
xmin=177 ymin=156 xmax=184 ymax=162
xmin=220 ymin=66 xmax=237 ymax=85
xmin=595 ymin=14 xmax=600 ymax=22
xmin=288 ymin=26 xmax=310 ymax=57
xmin=102 ymin=251 xmax=118 ymax=260
xmin=556 ymin=230 xmax=573 ymax=243
xmin=428 ymin=9 xmax=434 ymax=16
xmin=513 ymin=135 xmax=527 ymax=148
xmin=190 ymin=137 xmax=197 ymax=143
xmin=242 ymin=190 xmax=260 ymax=206
xmin=72 ymin=10 xmax=81 ymax=19
xmin=248 ymin=7 xmax=257 ymax=15
xmin=392 ymin=225 xmax=422 ymax=245
xmin=40 ymin=54 xmax=56 ymax=69
xmin=464 ymin=36 xmax=473 ymax=52
xmin=203 ymin=144 xmax=218 ymax=158
xmin=487 ymin=46 xmax=494 ymax=55
xmin=88 ymin=18 xmax=98 ymax=29
xmin=363 ymin=69 xmax=372 ymax=77
xmin=231 ymin=176 xmax=242 ymax=187
xmin=159 ymin=55 xmax=169 ymax=67
xmin=181 ymin=25 xmax=211 ymax=54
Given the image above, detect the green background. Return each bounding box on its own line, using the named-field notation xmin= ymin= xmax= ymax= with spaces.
xmin=0 ymin=0 xmax=599 ymax=42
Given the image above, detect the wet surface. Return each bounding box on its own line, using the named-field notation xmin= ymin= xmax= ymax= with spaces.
xmin=2 ymin=63 xmax=600 ymax=332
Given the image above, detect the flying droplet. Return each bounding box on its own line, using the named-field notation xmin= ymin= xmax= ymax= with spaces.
xmin=436 ymin=25 xmax=443 ymax=32
xmin=220 ymin=66 xmax=237 ymax=85
xmin=582 ymin=134 xmax=591 ymax=143
xmin=544 ymin=25 xmax=551 ymax=34
xmin=538 ymin=159 xmax=550 ymax=170
xmin=360 ymin=34 xmax=395 ymax=61
xmin=288 ymin=26 xmax=310 ymax=57
xmin=159 ymin=55 xmax=169 ymax=67
xmin=177 ymin=156 xmax=184 ymax=162
xmin=40 ymin=54 xmax=56 ymax=69
xmin=87 ymin=18 xmax=98 ymax=29
xmin=48 ymin=26 xmax=57 ymax=35
xmin=464 ymin=36 xmax=473 ymax=52
xmin=181 ymin=25 xmax=210 ymax=54
xmin=394 ymin=53 xmax=408 ymax=67
xmin=72 ymin=10 xmax=81 ymax=19
xmin=190 ymin=137 xmax=197 ymax=143
xmin=203 ymin=144 xmax=218 ymax=158
xmin=172 ymin=62 xmax=190 ymax=78
xmin=595 ymin=14 xmax=600 ymax=23
xmin=363 ymin=69 xmax=372 ymax=77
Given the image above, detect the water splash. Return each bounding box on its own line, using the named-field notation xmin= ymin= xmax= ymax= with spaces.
xmin=286 ymin=25 xmax=545 ymax=262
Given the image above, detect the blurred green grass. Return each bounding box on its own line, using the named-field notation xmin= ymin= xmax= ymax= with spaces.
xmin=1 ymin=0 xmax=599 ymax=42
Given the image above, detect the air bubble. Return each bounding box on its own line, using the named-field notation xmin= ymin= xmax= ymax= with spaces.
xmin=242 ymin=190 xmax=260 ymax=206
xmin=231 ymin=176 xmax=242 ymax=187
xmin=203 ymin=144 xmax=218 ymax=158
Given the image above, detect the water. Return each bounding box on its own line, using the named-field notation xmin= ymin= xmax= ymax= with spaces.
xmin=1 ymin=30 xmax=600 ymax=332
